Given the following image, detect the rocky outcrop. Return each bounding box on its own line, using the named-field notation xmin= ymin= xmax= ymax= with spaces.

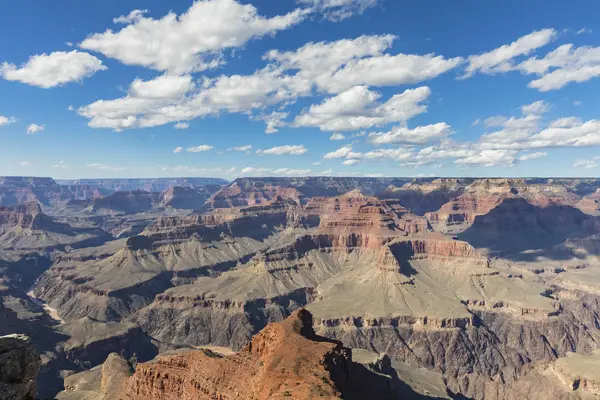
xmin=0 ymin=334 xmax=40 ymax=400
xmin=90 ymin=191 xmax=163 ymax=215
xmin=576 ymin=189 xmax=600 ymax=216
xmin=123 ymin=309 xmax=349 ymax=399
xmin=381 ymin=178 xmax=467 ymax=215
xmin=0 ymin=202 xmax=65 ymax=231
xmin=159 ymin=186 xmax=214 ymax=209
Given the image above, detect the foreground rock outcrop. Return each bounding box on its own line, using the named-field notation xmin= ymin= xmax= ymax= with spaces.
xmin=0 ymin=334 xmax=40 ymax=400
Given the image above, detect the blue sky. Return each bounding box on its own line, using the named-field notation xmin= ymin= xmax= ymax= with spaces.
xmin=1 ymin=0 xmax=600 ymax=179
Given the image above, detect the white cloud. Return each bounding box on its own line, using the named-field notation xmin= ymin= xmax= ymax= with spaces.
xmin=86 ymin=163 xmax=126 ymax=171
xmin=294 ymin=85 xmax=430 ymax=131
xmin=1 ymin=51 xmax=106 ymax=88
xmin=521 ymin=100 xmax=550 ymax=115
xmin=576 ymin=28 xmax=592 ymax=35
xmin=324 ymin=53 xmax=463 ymax=93
xmin=320 ymin=168 xmax=333 ymax=174
xmin=187 ymin=145 xmax=213 ymax=153
xmin=519 ymin=44 xmax=600 ymax=91
xmin=574 ymin=100 xmax=582 ymax=106
xmin=369 ymin=122 xmax=452 ymax=145
xmin=312 ymin=161 xmax=322 ymax=166
xmin=573 ymin=159 xmax=598 ymax=169
xmin=329 ymin=132 xmax=346 ymax=140
xmin=323 ymin=144 xmax=413 ymax=163
xmin=463 ymin=29 xmax=556 ymax=78
xmin=256 ymin=145 xmax=307 ymax=155
xmin=455 ymin=149 xmax=518 ymax=167
xmin=52 ymin=160 xmax=68 ymax=168
xmin=81 ymin=0 xmax=307 ymax=74
xmin=265 ymin=34 xmax=461 ymax=94
xmin=26 ymin=124 xmax=45 ymax=135
xmin=253 ymin=111 xmax=289 ymax=134
xmin=131 ymin=74 xmax=195 ymax=99
xmin=113 ymin=9 xmax=149 ymax=24
xmin=352 ymin=148 xmax=414 ymax=162
xmin=20 ymin=161 xmax=31 ymax=166
xmin=173 ymin=146 xmax=183 ymax=153
xmin=518 ymin=152 xmax=547 ymax=161
xmin=323 ymin=144 xmax=353 ymax=159
xmin=299 ymin=0 xmax=378 ymax=21
xmin=472 ymin=118 xmax=480 ymax=126
xmin=231 ymin=145 xmax=252 ymax=152
xmin=0 ymin=115 xmax=16 ymax=126
xmin=174 ymin=122 xmax=189 ymax=130
xmin=77 ymin=34 xmax=459 ymax=131
xmin=342 ymin=159 xmax=360 ymax=166
xmin=408 ymin=99 xmax=600 ymax=168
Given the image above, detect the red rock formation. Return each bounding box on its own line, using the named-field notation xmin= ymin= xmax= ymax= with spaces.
xmin=306 ymin=190 xmax=430 ymax=236
xmin=120 ymin=309 xmax=351 ymax=399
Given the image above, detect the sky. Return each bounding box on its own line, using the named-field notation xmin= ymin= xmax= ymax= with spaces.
xmin=1 ymin=0 xmax=600 ymax=180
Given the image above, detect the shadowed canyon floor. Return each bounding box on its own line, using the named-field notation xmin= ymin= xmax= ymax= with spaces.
xmin=2 ymin=177 xmax=600 ymax=399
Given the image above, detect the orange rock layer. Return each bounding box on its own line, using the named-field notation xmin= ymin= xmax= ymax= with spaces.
xmin=121 ymin=309 xmax=351 ymax=400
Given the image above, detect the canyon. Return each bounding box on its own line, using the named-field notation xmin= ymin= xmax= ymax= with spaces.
xmin=2 ymin=176 xmax=600 ymax=399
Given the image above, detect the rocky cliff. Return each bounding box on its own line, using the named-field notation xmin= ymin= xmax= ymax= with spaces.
xmin=0 ymin=334 xmax=40 ymax=400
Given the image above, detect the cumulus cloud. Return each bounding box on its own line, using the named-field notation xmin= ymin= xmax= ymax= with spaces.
xmin=26 ymin=124 xmax=45 ymax=134
xmin=323 ymin=144 xmax=413 ymax=163
xmin=256 ymin=145 xmax=307 ymax=155
xmin=294 ymin=85 xmax=431 ymax=131
xmin=174 ymin=122 xmax=189 ymax=130
xmin=329 ymin=132 xmax=346 ymax=141
xmin=369 ymin=123 xmax=452 ymax=145
xmin=342 ymin=159 xmax=360 ymax=166
xmin=518 ymin=44 xmax=600 ymax=91
xmin=113 ymin=9 xmax=148 ymax=24
xmin=130 ymin=74 xmax=195 ymax=99
xmin=78 ymin=33 xmax=460 ymax=131
xmin=253 ymin=111 xmax=289 ymax=134
xmin=231 ymin=145 xmax=252 ymax=152
xmin=1 ymin=51 xmax=106 ymax=88
xmin=463 ymin=29 xmax=556 ymax=78
xmin=323 ymin=145 xmax=353 ymax=159
xmin=455 ymin=149 xmax=518 ymax=167
xmin=266 ymin=34 xmax=462 ymax=94
xmin=518 ymin=152 xmax=547 ymax=161
xmin=0 ymin=115 xmax=16 ymax=126
xmin=173 ymin=146 xmax=183 ymax=153
xmin=81 ymin=0 xmax=307 ymax=74
xmin=521 ymin=100 xmax=550 ymax=115
xmin=408 ymin=99 xmax=600 ymax=168
xmin=187 ymin=145 xmax=213 ymax=152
